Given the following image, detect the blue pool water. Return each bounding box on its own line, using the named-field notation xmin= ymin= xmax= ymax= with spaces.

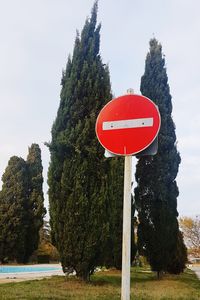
xmin=0 ymin=266 xmax=61 ymax=273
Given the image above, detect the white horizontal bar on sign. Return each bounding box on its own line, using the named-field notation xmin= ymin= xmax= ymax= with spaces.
xmin=102 ymin=117 xmax=153 ymax=131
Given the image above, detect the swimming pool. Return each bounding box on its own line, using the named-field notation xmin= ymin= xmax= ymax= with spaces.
xmin=0 ymin=265 xmax=61 ymax=274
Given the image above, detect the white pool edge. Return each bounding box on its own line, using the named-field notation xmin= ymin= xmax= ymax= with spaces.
xmin=0 ymin=264 xmax=64 ymax=279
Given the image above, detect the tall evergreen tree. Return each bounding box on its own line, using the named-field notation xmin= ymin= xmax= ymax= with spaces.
xmin=103 ymin=158 xmax=124 ymax=269
xmin=166 ymin=231 xmax=187 ymax=274
xmin=48 ymin=1 xmax=113 ymax=280
xmin=0 ymin=145 xmax=45 ymax=263
xmin=0 ymin=156 xmax=29 ymax=263
xmin=135 ymin=38 xmax=186 ymax=276
xmin=25 ymin=143 xmax=46 ymax=262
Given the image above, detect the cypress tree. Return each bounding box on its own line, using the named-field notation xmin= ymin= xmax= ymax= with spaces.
xmin=135 ymin=38 xmax=186 ymax=276
xmin=0 ymin=145 xmax=45 ymax=263
xmin=25 ymin=143 xmax=46 ymax=262
xmin=103 ymin=158 xmax=124 ymax=269
xmin=0 ymin=156 xmax=29 ymax=263
xmin=166 ymin=231 xmax=187 ymax=274
xmin=48 ymin=1 xmax=113 ymax=280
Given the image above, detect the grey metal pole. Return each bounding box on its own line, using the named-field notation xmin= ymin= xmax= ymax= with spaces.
xmin=121 ymin=155 xmax=132 ymax=300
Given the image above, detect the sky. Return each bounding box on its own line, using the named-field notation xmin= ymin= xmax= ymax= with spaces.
xmin=0 ymin=0 xmax=199 ymax=218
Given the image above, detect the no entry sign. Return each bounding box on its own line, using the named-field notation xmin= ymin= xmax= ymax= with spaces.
xmin=96 ymin=94 xmax=161 ymax=156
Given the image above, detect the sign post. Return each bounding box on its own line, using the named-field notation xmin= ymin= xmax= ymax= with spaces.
xmin=95 ymin=93 xmax=161 ymax=300
xmin=121 ymin=155 xmax=132 ymax=300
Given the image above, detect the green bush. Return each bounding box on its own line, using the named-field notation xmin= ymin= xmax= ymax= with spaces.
xmin=37 ymin=255 xmax=50 ymax=264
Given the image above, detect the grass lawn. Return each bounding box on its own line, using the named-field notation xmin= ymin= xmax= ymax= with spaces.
xmin=0 ymin=267 xmax=200 ymax=300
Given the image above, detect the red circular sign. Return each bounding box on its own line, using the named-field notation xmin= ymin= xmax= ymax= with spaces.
xmin=96 ymin=94 xmax=161 ymax=156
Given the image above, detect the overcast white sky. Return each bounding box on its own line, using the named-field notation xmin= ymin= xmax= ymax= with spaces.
xmin=0 ymin=0 xmax=199 ymax=217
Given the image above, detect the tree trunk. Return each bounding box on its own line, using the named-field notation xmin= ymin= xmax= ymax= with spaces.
xmin=77 ymin=271 xmax=90 ymax=282
xmin=157 ymin=270 xmax=163 ymax=279
xmin=157 ymin=271 xmax=160 ymax=279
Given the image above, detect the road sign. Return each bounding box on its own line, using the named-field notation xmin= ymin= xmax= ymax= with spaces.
xmin=96 ymin=94 xmax=161 ymax=156
xmin=96 ymin=92 xmax=161 ymax=300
